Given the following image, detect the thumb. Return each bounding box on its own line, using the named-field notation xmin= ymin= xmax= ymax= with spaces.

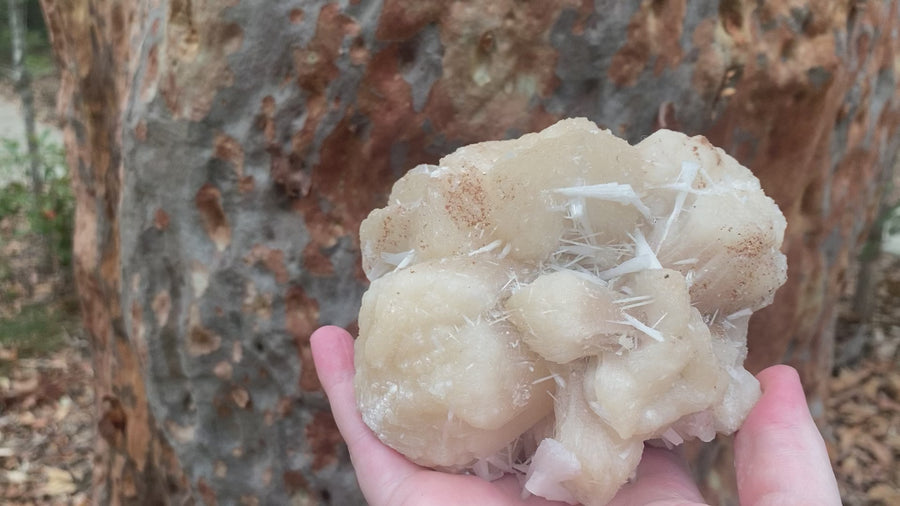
xmin=734 ymin=365 xmax=841 ymax=506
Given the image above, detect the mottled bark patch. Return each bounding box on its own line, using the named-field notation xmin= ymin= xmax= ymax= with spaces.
xmin=269 ymin=146 xmax=311 ymax=197
xmin=243 ymin=281 xmax=273 ymax=319
xmin=195 ymin=184 xmax=231 ymax=251
xmin=609 ymin=0 xmax=687 ymax=87
xmin=690 ymin=18 xmax=727 ymax=102
xmin=152 ymin=291 xmax=171 ymax=326
xmin=301 ymin=243 xmax=334 ymax=276
xmin=294 ymin=4 xmax=355 ymax=95
xmin=306 ymin=411 xmax=343 ymax=471
xmin=160 ymin=0 xmax=243 ymax=120
xmin=244 ymin=245 xmax=289 ymax=284
xmin=424 ymin=0 xmax=569 ymax=140
xmin=188 ymin=304 xmax=222 ymax=356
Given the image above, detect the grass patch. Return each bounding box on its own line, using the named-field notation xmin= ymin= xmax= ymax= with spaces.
xmin=0 ymin=302 xmax=74 ymax=358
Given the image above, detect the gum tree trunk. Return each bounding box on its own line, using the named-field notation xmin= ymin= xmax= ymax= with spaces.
xmin=7 ymin=0 xmax=42 ymax=194
xmin=40 ymin=0 xmax=900 ymax=504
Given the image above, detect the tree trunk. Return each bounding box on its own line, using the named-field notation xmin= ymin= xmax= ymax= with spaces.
xmin=6 ymin=0 xmax=42 ymax=194
xmin=40 ymin=0 xmax=900 ymax=504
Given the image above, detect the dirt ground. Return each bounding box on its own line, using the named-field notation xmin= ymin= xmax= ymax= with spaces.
xmin=828 ymin=253 xmax=900 ymax=505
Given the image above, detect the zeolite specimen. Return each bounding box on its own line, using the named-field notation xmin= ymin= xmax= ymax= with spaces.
xmin=355 ymin=118 xmax=787 ymax=505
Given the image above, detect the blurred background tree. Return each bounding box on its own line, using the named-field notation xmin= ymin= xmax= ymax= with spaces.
xmin=25 ymin=0 xmax=900 ymax=504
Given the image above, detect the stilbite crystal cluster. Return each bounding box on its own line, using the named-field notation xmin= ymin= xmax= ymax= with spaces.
xmin=355 ymin=118 xmax=787 ymax=505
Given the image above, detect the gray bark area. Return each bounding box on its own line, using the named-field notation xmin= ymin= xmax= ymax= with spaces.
xmin=50 ymin=0 xmax=900 ymax=503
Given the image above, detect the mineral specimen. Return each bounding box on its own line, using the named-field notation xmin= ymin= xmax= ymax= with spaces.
xmin=355 ymin=118 xmax=787 ymax=505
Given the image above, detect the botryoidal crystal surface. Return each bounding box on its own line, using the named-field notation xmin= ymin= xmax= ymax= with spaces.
xmin=355 ymin=118 xmax=787 ymax=505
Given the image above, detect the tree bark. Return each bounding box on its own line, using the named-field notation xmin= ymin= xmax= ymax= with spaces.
xmin=6 ymin=0 xmax=42 ymax=194
xmin=40 ymin=0 xmax=900 ymax=504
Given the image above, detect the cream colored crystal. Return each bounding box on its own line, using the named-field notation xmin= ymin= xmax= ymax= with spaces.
xmin=355 ymin=118 xmax=787 ymax=505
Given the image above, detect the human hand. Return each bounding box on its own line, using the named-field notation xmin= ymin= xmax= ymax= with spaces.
xmin=310 ymin=325 xmax=841 ymax=506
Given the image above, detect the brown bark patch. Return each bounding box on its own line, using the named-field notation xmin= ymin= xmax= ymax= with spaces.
xmin=301 ymin=242 xmax=335 ymax=276
xmin=376 ymin=0 xmax=442 ymax=40
xmin=293 ymin=4 xmax=356 ymax=96
xmin=257 ymin=96 xmax=276 ymax=143
xmin=195 ymin=183 xmax=231 ymax=251
xmin=298 ymin=346 xmax=319 ymax=391
xmin=231 ymin=387 xmax=251 ymax=409
xmin=98 ymin=395 xmax=127 ymax=447
xmin=135 ymin=119 xmax=148 ymax=141
xmin=198 ymin=478 xmax=218 ymax=506
xmin=285 ymin=285 xmax=321 ymax=391
xmin=244 ymin=245 xmax=289 ymax=284
xmin=188 ymin=326 xmax=222 ymax=356
xmin=214 ymin=132 xmax=245 ymax=178
xmin=238 ymin=175 xmax=255 ymax=194
xmin=285 ymin=286 xmax=319 ymax=339
xmin=289 ymin=9 xmax=304 ymax=25
xmin=283 ymin=469 xmax=309 ymax=495
xmin=153 ymin=208 xmax=170 ymax=230
xmin=306 ymin=411 xmax=343 ymax=471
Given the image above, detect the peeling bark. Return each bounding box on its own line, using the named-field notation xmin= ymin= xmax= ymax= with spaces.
xmin=41 ymin=0 xmax=900 ymax=504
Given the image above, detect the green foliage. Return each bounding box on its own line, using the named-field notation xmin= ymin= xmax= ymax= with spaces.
xmin=0 ymin=134 xmax=74 ymax=270
xmin=0 ymin=0 xmax=54 ymax=77
xmin=0 ymin=302 xmax=69 ymax=358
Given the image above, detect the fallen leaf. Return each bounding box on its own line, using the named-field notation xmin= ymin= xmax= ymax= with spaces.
xmin=867 ymin=483 xmax=900 ymax=503
xmin=39 ymin=466 xmax=77 ymax=496
xmin=54 ymin=395 xmax=72 ymax=421
xmin=2 ymin=470 xmax=27 ymax=484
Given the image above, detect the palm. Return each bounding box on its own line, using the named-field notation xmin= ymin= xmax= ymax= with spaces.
xmin=310 ymin=326 xmax=840 ymax=506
